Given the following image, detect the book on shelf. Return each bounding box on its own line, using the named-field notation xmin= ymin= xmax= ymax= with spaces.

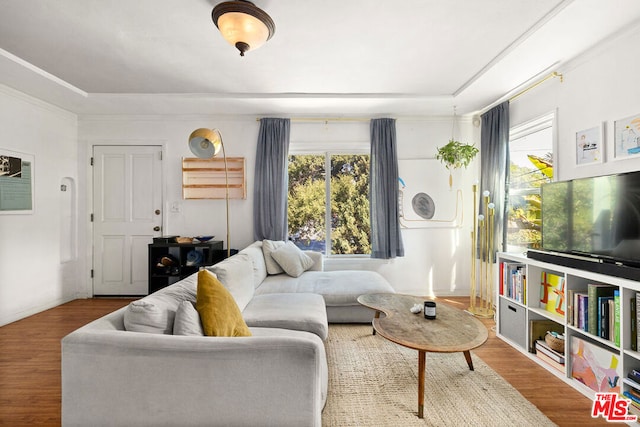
xmin=613 ymin=290 xmax=620 ymax=347
xmin=566 ymin=289 xmax=572 ymax=326
xmin=629 ymin=388 xmax=640 ymax=401
xmin=501 ymin=262 xmax=526 ymax=303
xmin=587 ymin=284 xmax=616 ymax=336
xmin=632 ymin=296 xmax=637 ymax=351
xmin=540 ymin=271 xmax=565 ymax=316
xmin=528 ymin=319 xmax=563 ymax=353
xmin=499 ymin=261 xmax=504 ymax=296
xmin=609 ymin=298 xmax=615 ymax=341
xmin=623 ymin=376 xmax=640 ymax=391
xmin=535 ymin=339 xmax=565 ymax=363
xmin=536 ymin=350 xmax=565 ymax=372
xmin=598 ymin=296 xmax=613 ymax=340
xmin=636 ymin=293 xmax=640 ymax=352
xmin=573 ymin=293 xmax=588 ymax=331
xmin=629 ymin=401 xmax=640 ymax=418
xmin=629 ymin=369 xmax=640 ymax=384
xmin=571 ymin=291 xmax=577 ymax=326
xmin=624 ymin=391 xmax=640 ymax=406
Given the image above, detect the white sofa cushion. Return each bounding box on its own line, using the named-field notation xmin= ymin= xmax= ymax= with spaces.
xmin=123 ymin=278 xmax=197 ymax=334
xmin=243 ymin=293 xmax=328 ymax=340
xmin=256 ymin=270 xmax=394 ymax=306
xmin=239 ymin=241 xmax=268 ymax=287
xmin=206 ymin=253 xmax=254 ymax=312
xmin=262 ymin=239 xmax=286 ymax=275
xmin=271 ymin=241 xmax=315 ymax=278
xmin=173 ymin=300 xmax=203 ymax=336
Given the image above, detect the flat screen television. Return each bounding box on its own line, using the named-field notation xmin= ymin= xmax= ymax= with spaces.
xmin=529 ymin=170 xmax=640 ymax=276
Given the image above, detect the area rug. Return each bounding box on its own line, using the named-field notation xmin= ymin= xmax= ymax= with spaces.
xmin=322 ymin=325 xmax=556 ymax=427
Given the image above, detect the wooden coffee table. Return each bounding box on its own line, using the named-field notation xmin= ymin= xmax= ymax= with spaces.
xmin=357 ymin=293 xmax=488 ymax=418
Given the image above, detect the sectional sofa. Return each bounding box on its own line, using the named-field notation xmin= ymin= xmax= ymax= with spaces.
xmin=62 ymin=240 xmax=394 ymax=426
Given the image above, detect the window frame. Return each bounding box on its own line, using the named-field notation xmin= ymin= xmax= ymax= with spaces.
xmin=505 ymin=111 xmax=556 ymax=253
xmin=288 ymin=143 xmax=370 ymax=257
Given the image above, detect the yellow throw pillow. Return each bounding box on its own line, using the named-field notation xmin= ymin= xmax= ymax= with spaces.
xmin=196 ymin=270 xmax=252 ymax=337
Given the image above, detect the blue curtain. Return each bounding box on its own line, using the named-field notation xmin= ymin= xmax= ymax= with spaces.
xmin=253 ymin=118 xmax=290 ymax=241
xmin=370 ymin=118 xmax=404 ymax=259
xmin=480 ymin=101 xmax=510 ymax=257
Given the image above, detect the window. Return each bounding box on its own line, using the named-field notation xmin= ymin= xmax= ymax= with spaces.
xmin=288 ymin=153 xmax=370 ymax=255
xmin=506 ymin=113 xmax=555 ymax=252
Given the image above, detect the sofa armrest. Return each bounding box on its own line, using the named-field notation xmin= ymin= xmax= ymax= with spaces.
xmin=304 ymin=250 xmax=324 ymax=271
xmin=62 ymin=328 xmax=326 ymax=427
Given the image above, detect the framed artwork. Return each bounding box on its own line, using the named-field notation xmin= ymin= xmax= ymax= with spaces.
xmin=0 ymin=149 xmax=34 ymax=214
xmin=576 ymin=125 xmax=603 ymax=165
xmin=614 ymin=113 xmax=640 ymax=159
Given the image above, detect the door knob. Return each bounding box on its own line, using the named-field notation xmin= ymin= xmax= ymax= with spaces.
xmin=153 ymin=226 xmax=161 ymax=231
xmin=155 ymin=209 xmax=161 ymax=215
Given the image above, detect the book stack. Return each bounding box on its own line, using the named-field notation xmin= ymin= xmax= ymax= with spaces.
xmin=535 ymin=338 xmax=565 ymax=372
xmin=622 ymin=370 xmax=640 ymax=413
xmin=500 ymin=261 xmax=526 ymax=303
xmin=568 ymin=291 xmax=588 ymax=330
xmin=568 ymin=284 xmax=619 ymax=346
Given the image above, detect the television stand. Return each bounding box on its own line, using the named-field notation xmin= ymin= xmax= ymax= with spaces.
xmin=496 ymin=250 xmax=640 ymax=420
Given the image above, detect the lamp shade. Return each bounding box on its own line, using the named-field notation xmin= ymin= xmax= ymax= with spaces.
xmin=188 ymin=128 xmax=222 ymax=158
xmin=187 ymin=126 xmax=231 ymax=257
xmin=212 ymin=1 xmax=275 ymax=56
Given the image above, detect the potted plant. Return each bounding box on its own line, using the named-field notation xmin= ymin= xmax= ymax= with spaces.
xmin=436 ymin=139 xmax=479 ymax=187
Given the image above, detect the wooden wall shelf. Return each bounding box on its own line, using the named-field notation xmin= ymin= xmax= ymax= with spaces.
xmin=182 ymin=157 xmax=246 ymax=199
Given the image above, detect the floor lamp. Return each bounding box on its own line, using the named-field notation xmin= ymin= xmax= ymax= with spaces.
xmin=188 ymin=128 xmax=231 ymax=258
xmin=468 ymin=188 xmax=495 ymax=318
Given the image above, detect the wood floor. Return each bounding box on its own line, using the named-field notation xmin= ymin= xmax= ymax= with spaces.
xmin=0 ymin=296 xmax=608 ymax=426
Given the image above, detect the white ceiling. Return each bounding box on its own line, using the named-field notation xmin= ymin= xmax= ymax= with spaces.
xmin=1 ymin=0 xmax=639 ymax=117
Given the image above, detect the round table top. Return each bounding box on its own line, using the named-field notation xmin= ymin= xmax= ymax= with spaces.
xmin=357 ymin=293 xmax=489 ymax=353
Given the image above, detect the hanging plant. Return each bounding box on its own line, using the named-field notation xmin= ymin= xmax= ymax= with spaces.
xmin=436 ymin=139 xmax=479 ymax=187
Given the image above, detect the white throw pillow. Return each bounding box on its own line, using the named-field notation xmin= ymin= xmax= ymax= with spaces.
xmin=271 ymin=241 xmax=315 ymax=278
xmin=205 ymin=253 xmax=255 ymax=312
xmin=124 ymin=299 xmax=173 ymax=334
xmin=239 ymin=241 xmax=268 ymax=286
xmin=173 ymin=300 xmax=204 ymax=336
xmin=262 ymin=239 xmax=286 ymax=275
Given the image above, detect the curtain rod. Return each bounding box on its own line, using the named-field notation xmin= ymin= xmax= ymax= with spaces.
xmin=256 ymin=117 xmax=371 ymax=123
xmin=479 ymin=70 xmax=563 ymax=115
xmin=509 ymin=71 xmax=563 ymax=102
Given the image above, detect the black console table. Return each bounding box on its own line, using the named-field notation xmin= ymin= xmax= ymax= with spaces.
xmin=148 ymin=241 xmax=224 ymax=294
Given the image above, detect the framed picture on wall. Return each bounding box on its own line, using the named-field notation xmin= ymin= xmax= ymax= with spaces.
xmin=614 ymin=113 xmax=640 ymax=160
xmin=0 ymin=148 xmax=35 ymax=214
xmin=575 ymin=125 xmax=603 ymax=165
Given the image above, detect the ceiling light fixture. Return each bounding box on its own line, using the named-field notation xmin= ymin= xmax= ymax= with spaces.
xmin=212 ymin=0 xmax=276 ymax=57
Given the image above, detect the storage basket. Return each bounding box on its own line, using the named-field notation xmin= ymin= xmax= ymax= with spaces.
xmin=544 ymin=332 xmax=565 ymax=354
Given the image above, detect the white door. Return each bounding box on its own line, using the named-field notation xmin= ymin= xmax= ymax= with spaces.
xmin=92 ymin=145 xmax=163 ymax=295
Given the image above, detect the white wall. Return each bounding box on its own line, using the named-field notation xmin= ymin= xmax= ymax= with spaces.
xmin=510 ymin=26 xmax=640 ymax=180
xmin=78 ymin=116 xmax=479 ymax=297
xmin=0 ymin=84 xmax=79 ymax=326
xmin=7 ymin=21 xmax=637 ymax=323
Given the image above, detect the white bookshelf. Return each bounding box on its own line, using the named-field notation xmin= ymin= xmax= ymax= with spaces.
xmin=496 ymin=251 xmax=640 ymax=424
